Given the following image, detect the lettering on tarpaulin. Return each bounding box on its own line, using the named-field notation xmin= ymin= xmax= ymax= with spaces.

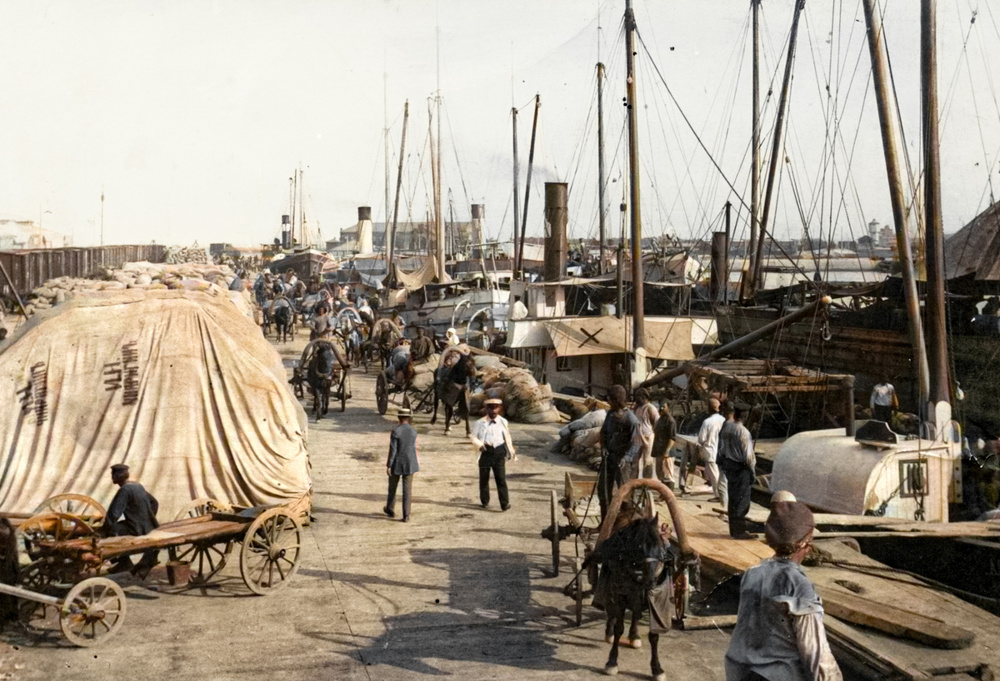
xmin=16 ymin=362 xmax=48 ymax=425
xmin=103 ymin=341 xmax=141 ymax=406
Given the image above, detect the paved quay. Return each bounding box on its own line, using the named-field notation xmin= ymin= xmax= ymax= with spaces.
xmin=5 ymin=339 xmax=731 ymax=680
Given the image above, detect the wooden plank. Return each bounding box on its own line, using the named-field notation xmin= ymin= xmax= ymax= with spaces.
xmin=817 ymin=586 xmax=976 ymax=650
xmin=823 ymin=617 xmax=932 ymax=680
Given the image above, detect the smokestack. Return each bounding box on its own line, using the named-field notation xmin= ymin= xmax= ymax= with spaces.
xmin=356 ymin=206 xmax=374 ymax=254
xmin=281 ymin=214 xmax=291 ymax=250
xmin=471 ymin=204 xmax=484 ymax=255
xmin=543 ymin=183 xmax=568 ymax=283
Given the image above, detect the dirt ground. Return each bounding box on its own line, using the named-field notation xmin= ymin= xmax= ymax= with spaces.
xmin=2 ymin=334 xmax=731 ymax=680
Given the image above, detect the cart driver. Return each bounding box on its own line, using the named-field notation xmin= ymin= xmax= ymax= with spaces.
xmin=384 ymin=339 xmax=411 ymax=386
xmin=105 ymin=464 xmax=160 ymax=577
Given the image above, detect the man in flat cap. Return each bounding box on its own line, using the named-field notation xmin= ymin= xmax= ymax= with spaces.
xmin=104 ymin=464 xmax=160 ymax=577
xmin=470 ymin=398 xmax=516 ymax=510
xmin=384 ymin=408 xmax=420 ymax=522
xmin=726 ymin=501 xmax=841 ymax=681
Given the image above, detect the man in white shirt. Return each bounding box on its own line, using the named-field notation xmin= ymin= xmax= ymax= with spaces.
xmin=470 ymin=398 xmax=516 ymax=511
xmin=698 ymin=398 xmax=728 ymax=507
xmin=869 ymin=379 xmax=897 ymax=423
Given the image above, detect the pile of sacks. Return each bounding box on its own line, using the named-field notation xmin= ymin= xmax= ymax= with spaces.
xmin=409 ymin=353 xmax=441 ymax=392
xmin=472 ymin=365 xmax=560 ymax=424
xmin=164 ymin=244 xmax=210 ymax=264
xmin=20 ymin=262 xmax=241 ymax=316
xmin=551 ymin=402 xmax=607 ymax=471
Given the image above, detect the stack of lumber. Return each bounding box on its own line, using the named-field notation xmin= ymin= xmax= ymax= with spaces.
xmin=164 ymin=244 xmax=210 ymax=264
xmin=673 ymin=495 xmax=1000 ymax=678
xmin=472 ymin=366 xmax=559 ymax=423
xmin=20 ymin=262 xmax=239 ymax=315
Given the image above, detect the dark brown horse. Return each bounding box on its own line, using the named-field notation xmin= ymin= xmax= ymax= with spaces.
xmin=304 ymin=340 xmax=349 ymax=419
xmin=430 ymin=350 xmax=477 ymax=435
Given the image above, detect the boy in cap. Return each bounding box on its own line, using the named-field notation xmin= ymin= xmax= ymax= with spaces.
xmin=470 ymin=398 xmax=516 ymax=510
xmin=725 ymin=501 xmax=841 ymax=680
xmin=104 ymin=464 xmax=160 ymax=577
xmin=384 ymin=408 xmax=420 ymax=522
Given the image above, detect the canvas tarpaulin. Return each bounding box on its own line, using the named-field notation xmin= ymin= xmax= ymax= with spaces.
xmin=0 ymin=287 xmax=310 ymax=520
xmin=385 ymin=255 xmax=452 ymax=292
xmin=541 ymin=316 xmax=695 ymax=360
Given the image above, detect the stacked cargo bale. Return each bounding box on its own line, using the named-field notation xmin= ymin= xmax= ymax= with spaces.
xmin=19 ymin=262 xmax=241 ymax=316
xmin=164 ymin=244 xmax=211 ymax=264
xmin=469 ymin=365 xmax=559 ymax=423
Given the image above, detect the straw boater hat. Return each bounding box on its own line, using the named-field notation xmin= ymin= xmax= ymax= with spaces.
xmin=397 ymin=408 xmax=412 ymax=418
xmin=484 ymin=398 xmax=503 ymax=407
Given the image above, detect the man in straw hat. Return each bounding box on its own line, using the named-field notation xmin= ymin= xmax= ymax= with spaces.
xmin=470 ymin=398 xmax=516 ymax=511
xmin=725 ymin=501 xmax=841 ymax=680
xmin=384 ymin=408 xmax=420 ymax=522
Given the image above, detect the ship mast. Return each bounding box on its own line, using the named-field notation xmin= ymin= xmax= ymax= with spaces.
xmin=625 ymin=0 xmax=644 ymax=362
xmin=922 ymin=0 xmax=951 ymax=436
xmin=863 ymin=0 xmax=930 ymax=418
xmin=749 ymin=0 xmax=760 ymax=290
xmin=597 ymin=62 xmax=608 ymax=275
xmin=388 ymin=100 xmax=409 ymax=276
xmin=434 ymin=25 xmax=445 ymax=281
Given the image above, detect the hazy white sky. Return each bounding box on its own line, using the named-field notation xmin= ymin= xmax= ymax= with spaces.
xmin=1 ymin=0 xmax=997 ymax=249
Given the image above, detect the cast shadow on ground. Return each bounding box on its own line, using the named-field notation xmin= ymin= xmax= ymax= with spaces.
xmin=302 ymin=547 xmax=591 ymax=675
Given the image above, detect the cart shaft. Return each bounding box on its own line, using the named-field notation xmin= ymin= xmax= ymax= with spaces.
xmin=0 ymin=581 xmax=62 ymax=606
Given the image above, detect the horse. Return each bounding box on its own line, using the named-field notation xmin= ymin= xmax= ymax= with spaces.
xmin=272 ymin=297 xmax=295 ymax=343
xmin=430 ymin=348 xmax=477 ymax=435
xmin=587 ymin=479 xmax=697 ymax=681
xmin=305 ymin=340 xmax=349 ymax=420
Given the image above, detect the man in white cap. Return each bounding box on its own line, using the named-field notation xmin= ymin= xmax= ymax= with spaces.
xmin=470 ymin=398 xmax=516 ymax=510
xmin=445 ymin=327 xmax=460 ymax=347
xmin=384 ymin=408 xmax=420 ymax=522
xmin=726 ymin=501 xmax=841 ymax=680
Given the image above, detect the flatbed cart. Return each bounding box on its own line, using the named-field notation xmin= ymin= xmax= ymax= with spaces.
xmin=541 ymin=472 xmax=601 ymax=625
xmin=5 ymin=498 xmax=302 ymax=647
xmin=375 ymin=361 xmax=437 ymax=416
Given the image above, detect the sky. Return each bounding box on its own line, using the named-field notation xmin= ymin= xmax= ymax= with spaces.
xmin=1 ymin=0 xmax=998 ymax=250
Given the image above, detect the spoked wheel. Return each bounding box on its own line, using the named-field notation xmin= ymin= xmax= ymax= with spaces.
xmin=59 ymin=577 xmax=127 ymax=647
xmin=174 ymin=498 xmax=233 ymax=521
xmin=20 ymin=513 xmax=95 ymax=558
xmin=173 ymin=541 xmax=232 ymax=586
xmin=33 ymin=494 xmax=106 ymax=529
xmin=375 ymin=374 xmax=388 ymax=415
xmin=18 ymin=560 xmax=57 ymax=622
xmin=239 ymin=508 xmax=302 ymax=596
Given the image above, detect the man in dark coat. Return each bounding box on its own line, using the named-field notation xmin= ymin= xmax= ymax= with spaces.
xmin=598 ymin=385 xmax=641 ymax=520
xmin=105 ymin=464 xmax=160 ymax=576
xmin=718 ymin=402 xmax=757 ymax=539
xmin=384 ymin=408 xmax=420 ymax=522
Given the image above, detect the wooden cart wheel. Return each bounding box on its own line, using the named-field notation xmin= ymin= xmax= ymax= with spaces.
xmin=33 ymin=494 xmax=106 ymax=529
xmin=173 ymin=498 xmax=234 ymax=521
xmin=375 ymin=373 xmax=389 ymax=415
xmin=59 ymin=577 xmax=127 ymax=647
xmin=20 ymin=513 xmax=95 ymax=557
xmin=550 ymin=490 xmax=560 ymax=577
xmin=173 ymin=541 xmax=232 ymax=585
xmin=17 ymin=560 xmax=57 ymax=622
xmin=239 ymin=508 xmax=302 ymax=595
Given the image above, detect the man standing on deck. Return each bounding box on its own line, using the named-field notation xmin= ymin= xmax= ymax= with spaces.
xmin=104 ymin=464 xmax=160 ymax=577
xmin=869 ymin=378 xmax=898 ymax=424
xmin=718 ymin=402 xmax=757 ymax=539
xmin=384 ymin=408 xmax=419 ymax=522
xmin=598 ymin=385 xmax=641 ymax=520
xmin=470 ymin=398 xmax=516 ymax=511
xmin=698 ymin=398 xmax=727 ymax=508
xmin=725 ymin=502 xmax=842 ymax=680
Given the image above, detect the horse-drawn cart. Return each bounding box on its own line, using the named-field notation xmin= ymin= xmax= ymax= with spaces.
xmin=291 ymin=339 xmax=351 ymax=417
xmin=4 ymin=494 xmax=303 ymax=647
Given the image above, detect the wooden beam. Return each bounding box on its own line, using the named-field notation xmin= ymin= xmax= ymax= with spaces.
xmin=817 ymin=586 xmax=975 ymax=650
